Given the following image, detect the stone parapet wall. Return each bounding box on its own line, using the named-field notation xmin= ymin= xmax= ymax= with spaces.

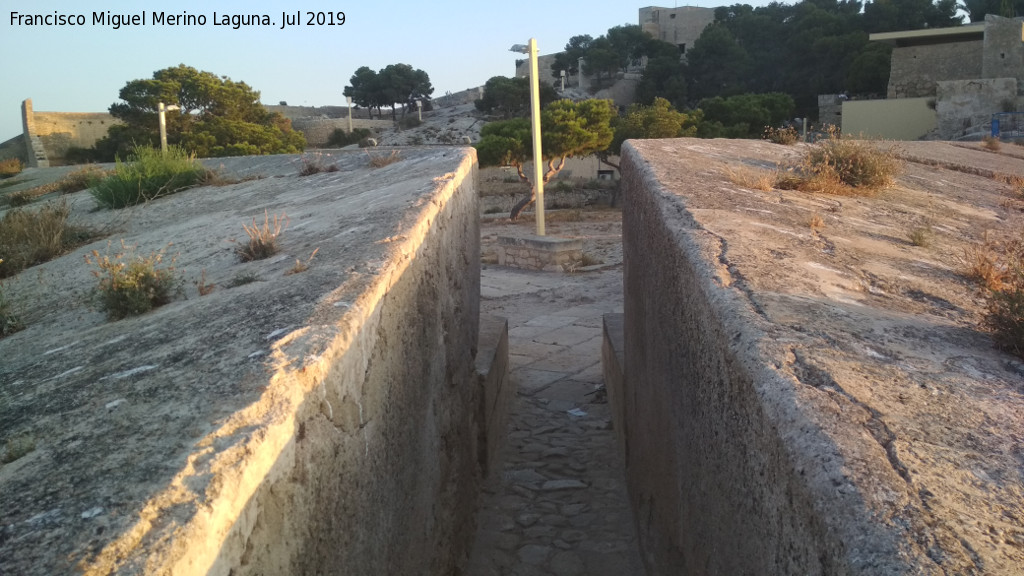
xmin=617 ymin=140 xmax=959 ymax=575
xmin=0 ymin=149 xmax=484 ymax=575
xmin=496 ymin=235 xmax=582 ymax=272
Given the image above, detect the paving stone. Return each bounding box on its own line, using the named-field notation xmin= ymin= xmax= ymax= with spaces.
xmin=541 ymin=479 xmax=588 ymax=491
xmin=550 ymin=551 xmax=585 ymax=576
xmin=516 ymin=513 xmax=541 ymax=527
xmin=532 ymin=325 xmax=597 ymax=347
xmin=520 ymin=541 xmax=552 ymax=561
xmin=524 ymin=315 xmax=578 ymax=328
xmin=515 ymin=368 xmax=568 ymax=393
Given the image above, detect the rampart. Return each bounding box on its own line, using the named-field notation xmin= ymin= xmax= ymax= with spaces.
xmin=887 ymin=40 xmax=983 ymax=98
xmin=614 ymin=138 xmax=1024 ymax=574
xmin=0 ymin=149 xmax=492 ymax=574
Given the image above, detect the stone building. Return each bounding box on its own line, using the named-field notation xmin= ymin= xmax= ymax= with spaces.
xmin=842 ymin=15 xmax=1024 ymax=140
xmin=639 ymin=5 xmax=716 ymax=56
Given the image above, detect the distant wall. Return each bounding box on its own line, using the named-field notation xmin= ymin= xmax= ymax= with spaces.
xmin=32 ymin=111 xmax=119 ymax=163
xmin=887 ymin=40 xmax=983 ymax=98
xmin=842 ymin=97 xmax=936 ymax=140
xmin=936 ymin=77 xmax=1018 ymax=139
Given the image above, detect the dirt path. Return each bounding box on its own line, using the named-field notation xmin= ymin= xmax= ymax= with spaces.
xmin=466 ymin=211 xmax=646 ymax=576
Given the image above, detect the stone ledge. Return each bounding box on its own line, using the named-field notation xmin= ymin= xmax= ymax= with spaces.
xmin=475 ymin=315 xmax=511 ymax=478
xmin=495 ymin=235 xmax=583 ymax=272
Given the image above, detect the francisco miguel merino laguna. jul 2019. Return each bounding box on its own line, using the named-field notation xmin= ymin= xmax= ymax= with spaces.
xmin=9 ymin=10 xmax=346 ymax=30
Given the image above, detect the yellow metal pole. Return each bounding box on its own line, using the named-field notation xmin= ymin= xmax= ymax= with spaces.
xmin=528 ymin=38 xmax=545 ymax=236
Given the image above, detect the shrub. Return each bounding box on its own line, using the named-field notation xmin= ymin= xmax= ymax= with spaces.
xmin=367 ymin=150 xmax=402 ymax=168
xmin=0 ymin=200 xmax=94 ymax=278
xmin=326 ymin=127 xmax=371 ymax=148
xmin=86 ymin=242 xmax=179 ymax=320
xmin=298 ymin=154 xmax=339 ymax=176
xmin=982 ymin=136 xmax=1002 ymax=151
xmin=726 ymin=166 xmax=776 ymax=191
xmin=763 ymin=125 xmax=800 ymax=145
xmin=237 ymin=211 xmax=287 ymax=261
xmin=778 ymin=130 xmax=901 ymax=195
xmin=986 ymin=276 xmax=1024 ymax=358
xmin=91 ymin=145 xmax=207 ymax=209
xmin=0 ymin=158 xmax=23 ymax=178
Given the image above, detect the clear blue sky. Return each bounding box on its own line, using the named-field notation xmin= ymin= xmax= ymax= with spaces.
xmin=0 ymin=1 xmax=761 ymax=141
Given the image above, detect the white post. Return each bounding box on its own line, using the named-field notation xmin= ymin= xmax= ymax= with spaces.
xmin=346 ymin=96 xmax=353 ymax=133
xmin=158 ymin=102 xmax=179 ymax=153
xmin=528 ymin=38 xmax=545 ymax=236
xmin=417 ymin=100 xmax=423 ymax=122
xmin=158 ymin=102 xmax=168 ymax=153
xmin=560 ymin=70 xmax=566 ymax=92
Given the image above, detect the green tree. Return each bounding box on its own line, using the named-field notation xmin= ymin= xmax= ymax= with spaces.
xmin=686 ymin=24 xmax=752 ymax=100
xmin=93 ymin=64 xmax=304 ymax=160
xmin=635 ymin=40 xmax=688 ymax=108
xmin=476 ymin=99 xmax=615 ymax=220
xmin=343 ymin=66 xmax=386 ymax=118
xmin=696 ymin=93 xmax=795 ymax=138
xmin=474 ymin=76 xmax=558 ymax=119
xmin=344 ymin=64 xmax=433 ymax=120
xmin=551 ymin=35 xmax=593 ymax=78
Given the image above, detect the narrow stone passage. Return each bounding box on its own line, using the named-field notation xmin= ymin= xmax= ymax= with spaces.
xmin=466 ymin=262 xmax=645 ymax=576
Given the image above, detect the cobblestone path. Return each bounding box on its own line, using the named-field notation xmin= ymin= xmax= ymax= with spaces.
xmin=466 ymin=265 xmax=645 ymax=576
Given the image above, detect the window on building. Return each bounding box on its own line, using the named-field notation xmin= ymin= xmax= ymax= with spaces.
xmin=679 ymin=43 xmax=686 ymax=54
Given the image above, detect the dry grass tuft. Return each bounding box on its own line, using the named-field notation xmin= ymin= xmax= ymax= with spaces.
xmin=285 ymin=248 xmax=319 ymax=275
xmin=298 ymin=154 xmax=340 ymax=176
xmin=85 ymin=242 xmax=180 ymax=320
xmin=808 ymin=213 xmax=825 ymax=233
xmin=237 ymin=211 xmax=288 ymax=262
xmin=982 ymin=136 xmax=1002 ymax=151
xmin=58 ymin=165 xmax=112 ymax=194
xmin=195 ymin=269 xmax=216 ymax=296
xmin=0 ymin=158 xmax=23 ymax=178
xmin=726 ymin=166 xmax=776 ymax=191
xmin=2 ymin=435 xmax=35 ymax=463
xmin=367 ymin=150 xmax=402 ymax=168
xmin=0 ymin=200 xmax=95 ymax=278
xmin=762 ymin=125 xmax=800 ymax=145
xmin=908 ymin=225 xmax=932 ymax=247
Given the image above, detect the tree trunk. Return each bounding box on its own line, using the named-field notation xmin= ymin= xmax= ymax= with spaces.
xmin=509 ymin=189 xmax=536 ymax=221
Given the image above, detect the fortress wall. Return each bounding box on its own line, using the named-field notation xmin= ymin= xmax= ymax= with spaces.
xmin=32 ymin=111 xmax=119 ymax=163
xmin=617 ymin=140 xmax=929 ymax=575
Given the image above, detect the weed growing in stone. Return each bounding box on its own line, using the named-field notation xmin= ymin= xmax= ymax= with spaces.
xmin=963 ymin=232 xmax=1008 ymax=291
xmin=776 ymin=130 xmax=900 ymax=195
xmin=237 ymin=211 xmax=287 ymax=261
xmin=0 ymin=200 xmax=95 ymax=279
xmin=763 ymin=125 xmax=799 ymax=145
xmin=982 ymin=136 xmax=1002 ymax=151
xmin=908 ymin=226 xmax=932 ymax=247
xmin=2 ymin=435 xmax=35 ymax=463
xmin=725 ymin=166 xmax=776 ymax=191
xmin=298 ymin=154 xmax=340 ymax=176
xmin=91 ymin=145 xmax=207 ymax=209
xmin=367 ymin=150 xmax=402 ymax=168
xmin=58 ymin=165 xmax=112 ymax=194
xmin=0 ymin=158 xmax=23 ymax=178
xmin=86 ymin=242 xmax=180 ymax=320
xmin=808 ymin=213 xmax=825 ymax=233
xmin=227 ymin=271 xmax=259 ymax=287
xmin=285 ymin=248 xmax=319 ymax=275
xmin=195 ymin=269 xmax=215 ymax=296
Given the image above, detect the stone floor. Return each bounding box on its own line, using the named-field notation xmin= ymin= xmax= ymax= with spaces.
xmin=466 ymin=264 xmax=646 ymax=576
